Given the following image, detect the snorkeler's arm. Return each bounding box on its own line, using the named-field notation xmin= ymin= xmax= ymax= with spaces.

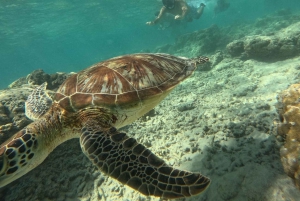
xmin=146 ymin=7 xmax=166 ymax=25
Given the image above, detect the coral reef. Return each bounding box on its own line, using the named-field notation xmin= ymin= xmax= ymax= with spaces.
xmin=156 ymin=24 xmax=230 ymax=57
xmin=0 ymin=88 xmax=32 ymax=143
xmin=226 ymin=22 xmax=300 ymax=61
xmin=155 ymin=10 xmax=300 ymax=61
xmin=277 ymin=83 xmax=300 ymax=188
xmin=9 ymin=69 xmax=71 ymax=90
xmin=2 ymin=56 xmax=300 ymax=201
xmin=0 ymin=70 xmax=69 ymax=144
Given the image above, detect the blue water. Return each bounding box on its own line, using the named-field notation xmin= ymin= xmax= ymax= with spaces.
xmin=0 ymin=0 xmax=299 ymax=89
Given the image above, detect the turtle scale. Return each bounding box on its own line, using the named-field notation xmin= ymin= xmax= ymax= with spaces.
xmin=0 ymin=53 xmax=211 ymax=199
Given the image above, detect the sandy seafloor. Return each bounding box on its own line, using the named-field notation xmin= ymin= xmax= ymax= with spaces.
xmin=1 ymin=12 xmax=300 ymax=201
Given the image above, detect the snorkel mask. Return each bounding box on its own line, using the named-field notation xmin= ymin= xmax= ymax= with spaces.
xmin=162 ymin=0 xmax=175 ymax=9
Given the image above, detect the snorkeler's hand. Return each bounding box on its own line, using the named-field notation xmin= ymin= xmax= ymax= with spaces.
xmin=146 ymin=21 xmax=154 ymax=25
xmin=175 ymin=15 xmax=182 ymax=20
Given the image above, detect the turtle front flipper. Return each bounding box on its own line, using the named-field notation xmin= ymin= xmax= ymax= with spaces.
xmin=80 ymin=127 xmax=210 ymax=199
xmin=0 ymin=128 xmax=43 ymax=187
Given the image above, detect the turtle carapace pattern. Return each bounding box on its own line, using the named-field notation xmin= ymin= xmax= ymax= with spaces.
xmin=0 ymin=53 xmax=210 ymax=199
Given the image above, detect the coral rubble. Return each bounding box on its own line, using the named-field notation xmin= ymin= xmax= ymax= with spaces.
xmin=277 ymin=83 xmax=300 ymax=188
xmin=9 ymin=69 xmax=71 ymax=90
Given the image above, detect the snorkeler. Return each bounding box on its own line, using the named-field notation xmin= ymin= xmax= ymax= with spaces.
xmin=146 ymin=0 xmax=205 ymax=26
xmin=153 ymin=10 xmax=181 ymax=30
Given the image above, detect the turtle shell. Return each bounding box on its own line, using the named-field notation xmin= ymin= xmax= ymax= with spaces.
xmin=54 ymin=53 xmax=197 ymax=125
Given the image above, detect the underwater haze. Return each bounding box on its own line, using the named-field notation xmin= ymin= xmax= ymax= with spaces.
xmin=0 ymin=0 xmax=299 ymax=89
xmin=2 ymin=0 xmax=300 ymax=201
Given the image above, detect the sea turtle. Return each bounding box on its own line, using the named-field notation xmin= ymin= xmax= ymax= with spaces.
xmin=0 ymin=53 xmax=210 ymax=199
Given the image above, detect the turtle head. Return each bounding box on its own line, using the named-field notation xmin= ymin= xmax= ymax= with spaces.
xmin=194 ymin=56 xmax=209 ymax=65
xmin=184 ymin=56 xmax=209 ymax=70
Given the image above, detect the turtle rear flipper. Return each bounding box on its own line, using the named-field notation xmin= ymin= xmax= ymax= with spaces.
xmin=25 ymin=82 xmax=53 ymax=121
xmin=80 ymin=126 xmax=210 ymax=199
